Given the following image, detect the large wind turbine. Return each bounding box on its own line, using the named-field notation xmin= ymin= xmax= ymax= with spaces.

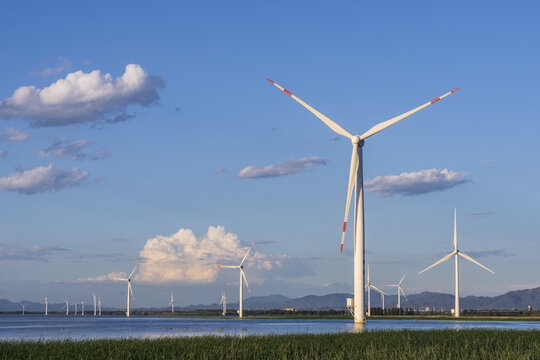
xmin=268 ymin=79 xmax=459 ymax=323
xmin=219 ymin=288 xmax=227 ymax=316
xmin=418 ymin=208 xmax=495 ymax=318
xmin=169 ymin=291 xmax=174 ymax=313
xmin=385 ymin=271 xmax=408 ymax=313
xmin=113 ymin=264 xmax=138 ymax=317
xmin=216 ymin=241 xmax=254 ymax=318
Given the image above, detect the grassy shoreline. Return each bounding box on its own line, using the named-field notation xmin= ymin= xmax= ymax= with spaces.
xmin=1 ymin=329 xmax=539 ymax=359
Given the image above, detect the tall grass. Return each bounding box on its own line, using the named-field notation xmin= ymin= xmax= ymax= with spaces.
xmin=1 ymin=329 xmax=539 ymax=360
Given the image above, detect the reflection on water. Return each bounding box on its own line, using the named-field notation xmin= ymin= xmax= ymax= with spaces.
xmin=0 ymin=315 xmax=538 ymax=341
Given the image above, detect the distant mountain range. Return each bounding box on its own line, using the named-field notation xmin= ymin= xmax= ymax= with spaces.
xmin=2 ymin=287 xmax=539 ymax=313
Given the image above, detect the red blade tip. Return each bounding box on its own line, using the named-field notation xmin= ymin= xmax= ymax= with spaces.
xmin=340 ymin=243 xmax=344 ymax=253
xmin=451 ymin=88 xmax=460 ymax=93
xmin=266 ymin=78 xmax=274 ymax=84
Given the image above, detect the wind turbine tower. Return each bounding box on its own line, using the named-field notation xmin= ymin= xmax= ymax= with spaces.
xmin=219 ymin=288 xmax=227 ymax=316
xmin=93 ymin=293 xmax=97 ymax=316
xmin=74 ymin=303 xmax=77 ymax=315
xmin=64 ymin=298 xmax=69 ymax=315
xmin=98 ymin=297 xmax=102 ymax=316
xmin=81 ymin=301 xmax=85 ymax=316
xmin=365 ymin=265 xmax=385 ymax=316
xmin=216 ymin=241 xmax=254 ymax=318
xmin=113 ymin=264 xmax=138 ymax=317
xmin=268 ymin=79 xmax=459 ymax=323
xmin=418 ymin=208 xmax=495 ymax=317
xmin=45 ymin=297 xmax=48 ymax=316
xmin=20 ymin=303 xmax=25 ymax=315
xmin=169 ymin=291 xmax=174 ymax=313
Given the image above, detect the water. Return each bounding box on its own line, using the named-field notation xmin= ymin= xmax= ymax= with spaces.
xmin=0 ymin=315 xmax=538 ymax=341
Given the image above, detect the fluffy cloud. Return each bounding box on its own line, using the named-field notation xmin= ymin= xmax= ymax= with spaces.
xmin=0 ymin=164 xmax=88 ymax=194
xmin=77 ymin=272 xmax=127 ymax=282
xmin=119 ymin=226 xmax=309 ymax=284
xmin=0 ymin=64 xmax=164 ymax=127
xmin=0 ymin=128 xmax=28 ymax=142
xmin=40 ymin=139 xmax=110 ymax=162
xmin=365 ymin=168 xmax=469 ymax=197
xmin=237 ymin=157 xmax=327 ymax=179
xmin=0 ymin=244 xmax=69 ymax=261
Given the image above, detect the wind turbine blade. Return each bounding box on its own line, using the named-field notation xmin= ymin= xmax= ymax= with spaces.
xmin=400 ymin=287 xmax=408 ymax=302
xmin=384 ymin=284 xmax=398 ymax=287
xmin=128 ymin=264 xmax=139 ymax=279
xmin=371 ymin=285 xmax=385 ymax=294
xmin=267 ymin=79 xmax=353 ymax=139
xmin=240 ymin=240 xmax=254 ymax=267
xmin=341 ymin=144 xmax=359 ymax=253
xmin=216 ymin=265 xmax=239 ymax=269
xmin=454 ymin=208 xmax=458 ymax=251
xmin=112 ymin=278 xmax=128 ymax=281
xmin=399 ymin=271 xmax=408 ymax=285
xmin=241 ymin=270 xmax=251 ymax=295
xmin=418 ymin=252 xmax=454 ymax=274
xmin=359 ymin=88 xmax=460 ymax=140
xmin=129 ymin=282 xmax=135 ymax=299
xmin=458 ymin=252 xmax=495 ymax=274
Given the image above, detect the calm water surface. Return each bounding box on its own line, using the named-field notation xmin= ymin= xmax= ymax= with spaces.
xmin=0 ymin=315 xmax=538 ymax=341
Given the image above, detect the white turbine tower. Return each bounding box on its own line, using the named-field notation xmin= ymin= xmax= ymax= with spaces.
xmin=63 ymin=298 xmax=69 ymax=315
xmin=20 ymin=303 xmax=25 ymax=315
xmin=385 ymin=271 xmax=408 ymax=313
xmin=45 ymin=297 xmax=48 ymax=316
xmin=93 ymin=293 xmax=97 ymax=316
xmin=98 ymin=297 xmax=102 ymax=316
xmin=74 ymin=303 xmax=77 ymax=315
xmin=81 ymin=301 xmax=85 ymax=316
xmin=113 ymin=264 xmax=138 ymax=317
xmin=268 ymin=79 xmax=459 ymax=323
xmin=216 ymin=241 xmax=254 ymax=319
xmin=219 ymin=288 xmax=227 ymax=316
xmin=418 ymin=208 xmax=495 ymax=318
xmin=365 ymin=265 xmax=385 ymax=317
xmin=169 ymin=291 xmax=174 ymax=313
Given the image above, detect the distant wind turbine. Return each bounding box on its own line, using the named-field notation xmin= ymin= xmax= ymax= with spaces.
xmin=268 ymin=79 xmax=459 ymax=323
xmin=74 ymin=303 xmax=77 ymax=315
xmin=216 ymin=241 xmax=254 ymax=318
xmin=385 ymin=271 xmax=408 ymax=313
xmin=219 ymin=288 xmax=227 ymax=316
xmin=45 ymin=297 xmax=48 ymax=316
xmin=93 ymin=293 xmax=97 ymax=316
xmin=62 ymin=298 xmax=69 ymax=315
xmin=81 ymin=301 xmax=85 ymax=316
xmin=20 ymin=303 xmax=25 ymax=315
xmin=169 ymin=291 xmax=174 ymax=313
xmin=418 ymin=208 xmax=495 ymax=318
xmin=98 ymin=297 xmax=102 ymax=316
xmin=113 ymin=263 xmax=138 ymax=317
xmin=365 ymin=265 xmax=384 ymax=316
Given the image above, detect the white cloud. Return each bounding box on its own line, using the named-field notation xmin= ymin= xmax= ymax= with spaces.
xmin=0 ymin=64 xmax=164 ymax=127
xmin=0 ymin=128 xmax=28 ymax=142
xmin=0 ymin=244 xmax=69 ymax=261
xmin=77 ymin=272 xmax=127 ymax=282
xmin=237 ymin=157 xmax=327 ymax=179
xmin=365 ymin=168 xmax=469 ymax=197
xmin=38 ymin=57 xmax=72 ymax=77
xmin=40 ymin=138 xmax=110 ymax=161
xmin=0 ymin=164 xmax=88 ymax=194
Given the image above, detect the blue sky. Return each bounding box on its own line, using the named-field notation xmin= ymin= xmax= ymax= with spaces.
xmin=0 ymin=0 xmax=539 ymax=308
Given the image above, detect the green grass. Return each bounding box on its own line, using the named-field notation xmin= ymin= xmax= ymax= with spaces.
xmin=1 ymin=330 xmax=539 ymax=360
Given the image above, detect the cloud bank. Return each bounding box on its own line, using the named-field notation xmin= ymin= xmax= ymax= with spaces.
xmin=365 ymin=168 xmax=469 ymax=197
xmin=237 ymin=157 xmax=327 ymax=179
xmin=78 ymin=272 xmax=127 ymax=282
xmin=40 ymin=139 xmax=110 ymax=162
xmin=0 ymin=64 xmax=164 ymax=127
xmin=0 ymin=164 xmax=88 ymax=194
xmin=0 ymin=244 xmax=69 ymax=261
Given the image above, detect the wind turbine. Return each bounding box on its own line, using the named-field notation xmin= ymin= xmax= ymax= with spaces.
xmin=98 ymin=297 xmax=102 ymax=316
xmin=81 ymin=301 xmax=85 ymax=316
xmin=62 ymin=298 xmax=69 ymax=315
xmin=267 ymin=79 xmax=459 ymax=323
xmin=365 ymin=265 xmax=385 ymax=317
xmin=169 ymin=291 xmax=174 ymax=313
xmin=93 ymin=293 xmax=97 ymax=316
xmin=113 ymin=264 xmax=138 ymax=317
xmin=216 ymin=241 xmax=254 ymax=318
xmin=74 ymin=303 xmax=77 ymax=315
xmin=20 ymin=303 xmax=25 ymax=315
xmin=418 ymin=208 xmax=495 ymax=318
xmin=385 ymin=271 xmax=408 ymax=313
xmin=219 ymin=288 xmax=227 ymax=316
xmin=45 ymin=297 xmax=48 ymax=316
